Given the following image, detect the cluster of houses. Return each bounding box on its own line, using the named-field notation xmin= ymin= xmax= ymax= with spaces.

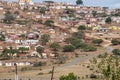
xmin=0 ymin=0 xmax=119 ymax=67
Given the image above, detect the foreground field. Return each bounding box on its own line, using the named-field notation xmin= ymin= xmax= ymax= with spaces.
xmin=0 ymin=47 xmax=106 ymax=80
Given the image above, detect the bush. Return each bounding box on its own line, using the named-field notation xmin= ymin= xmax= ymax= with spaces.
xmin=92 ymin=39 xmax=103 ymax=46
xmin=21 ymin=67 xmax=31 ymax=71
xmin=112 ymin=49 xmax=120 ymax=55
xmin=111 ymin=39 xmax=120 ymax=45
xmin=38 ymin=72 xmax=44 ymax=75
xmin=63 ymin=45 xmax=75 ymax=52
xmin=33 ymin=61 xmax=46 ymax=67
xmin=90 ymin=74 xmax=97 ymax=79
xmin=83 ymin=46 xmax=97 ymax=52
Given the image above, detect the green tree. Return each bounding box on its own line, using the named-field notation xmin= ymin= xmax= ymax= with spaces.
xmin=103 ymin=64 xmax=111 ymax=79
xmin=36 ymin=46 xmax=44 ymax=58
xmin=72 ymin=30 xmax=85 ymax=39
xmin=39 ymin=7 xmax=47 ymax=14
xmin=1 ymin=48 xmax=10 ymax=58
xmin=76 ymin=0 xmax=83 ymax=5
xmin=92 ymin=11 xmax=97 ymax=17
xmin=83 ymin=45 xmax=97 ymax=52
xmin=44 ymin=20 xmax=54 ymax=27
xmin=112 ymin=49 xmax=120 ymax=55
xmin=19 ymin=47 xmax=29 ymax=53
xmin=50 ymin=42 xmax=60 ymax=51
xmin=92 ymin=39 xmax=103 ymax=46
xmin=59 ymin=73 xmax=78 ymax=80
xmin=63 ymin=45 xmax=75 ymax=52
xmin=41 ymin=34 xmax=50 ymax=45
xmin=70 ymin=38 xmax=82 ymax=49
xmin=105 ymin=17 xmax=112 ymax=24
xmin=1 ymin=47 xmax=19 ymax=59
xmin=78 ymin=25 xmax=86 ymax=30
xmin=4 ymin=11 xmax=15 ymax=24
xmin=0 ymin=34 xmax=5 ymax=41
xmin=111 ymin=39 xmax=120 ymax=45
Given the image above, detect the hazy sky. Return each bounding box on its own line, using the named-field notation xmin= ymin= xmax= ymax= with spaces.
xmin=6 ymin=0 xmax=120 ymax=8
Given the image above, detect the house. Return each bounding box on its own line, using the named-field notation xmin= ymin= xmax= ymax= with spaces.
xmin=30 ymin=51 xmax=41 ymax=58
xmin=0 ymin=61 xmax=2 ymax=66
xmin=5 ymin=61 xmax=31 ymax=67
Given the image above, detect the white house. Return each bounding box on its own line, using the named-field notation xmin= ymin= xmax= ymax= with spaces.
xmin=0 ymin=61 xmax=2 ymax=66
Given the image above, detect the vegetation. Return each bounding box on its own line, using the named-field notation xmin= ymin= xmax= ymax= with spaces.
xmin=112 ymin=49 xmax=120 ymax=56
xmin=90 ymin=53 xmax=120 ymax=80
xmin=76 ymin=0 xmax=83 ymax=5
xmin=72 ymin=31 xmax=85 ymax=39
xmin=0 ymin=34 xmax=5 ymax=41
xmin=36 ymin=46 xmax=44 ymax=58
xmin=63 ymin=45 xmax=75 ymax=52
xmin=92 ymin=39 xmax=103 ymax=46
xmin=18 ymin=47 xmax=29 ymax=53
xmin=44 ymin=19 xmax=54 ymax=27
xmin=4 ymin=11 xmax=15 ymax=24
xmin=50 ymin=42 xmax=60 ymax=51
xmin=39 ymin=7 xmax=47 ymax=14
xmin=92 ymin=11 xmax=97 ymax=17
xmin=59 ymin=73 xmax=79 ymax=80
xmin=33 ymin=61 xmax=46 ymax=67
xmin=41 ymin=34 xmax=50 ymax=45
xmin=105 ymin=17 xmax=112 ymax=24
xmin=111 ymin=39 xmax=120 ymax=45
xmin=78 ymin=25 xmax=86 ymax=30
xmin=1 ymin=47 xmax=19 ymax=59
xmin=83 ymin=45 xmax=97 ymax=52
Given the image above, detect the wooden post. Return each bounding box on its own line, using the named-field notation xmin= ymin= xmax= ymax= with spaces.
xmin=51 ymin=66 xmax=54 ymax=80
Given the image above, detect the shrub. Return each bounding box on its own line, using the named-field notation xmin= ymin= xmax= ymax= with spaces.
xmin=33 ymin=61 xmax=46 ymax=67
xmin=38 ymin=72 xmax=44 ymax=75
xmin=63 ymin=45 xmax=75 ymax=52
xmin=90 ymin=74 xmax=97 ymax=79
xmin=83 ymin=46 xmax=97 ymax=52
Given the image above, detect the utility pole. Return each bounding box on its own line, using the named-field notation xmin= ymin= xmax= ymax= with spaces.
xmin=14 ymin=63 xmax=18 ymax=80
xmin=51 ymin=66 xmax=54 ymax=80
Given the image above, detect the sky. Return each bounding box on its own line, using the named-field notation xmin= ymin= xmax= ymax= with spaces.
xmin=6 ymin=0 xmax=120 ymax=9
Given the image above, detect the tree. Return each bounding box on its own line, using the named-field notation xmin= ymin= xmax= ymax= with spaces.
xmin=50 ymin=42 xmax=60 ymax=51
xmin=14 ymin=11 xmax=20 ymax=15
xmin=78 ymin=25 xmax=86 ymax=30
xmin=76 ymin=0 xmax=83 ymax=5
xmin=41 ymin=34 xmax=50 ymax=45
xmin=36 ymin=46 xmax=44 ymax=58
xmin=63 ymin=45 xmax=75 ymax=52
xmin=112 ymin=49 xmax=120 ymax=55
xmin=111 ymin=39 xmax=120 ymax=45
xmin=59 ymin=73 xmax=78 ymax=80
xmin=4 ymin=11 xmax=15 ymax=24
xmin=44 ymin=20 xmax=54 ymax=27
xmin=72 ymin=30 xmax=85 ymax=39
xmin=105 ymin=17 xmax=112 ymax=24
xmin=39 ymin=7 xmax=47 ymax=14
xmin=83 ymin=46 xmax=97 ymax=52
xmin=70 ymin=38 xmax=82 ymax=49
xmin=92 ymin=11 xmax=97 ymax=17
xmin=1 ymin=48 xmax=10 ymax=58
xmin=19 ymin=47 xmax=29 ymax=53
xmin=103 ymin=64 xmax=111 ymax=79
xmin=0 ymin=34 xmax=5 ymax=41
xmin=37 ymin=20 xmax=43 ymax=24
xmin=1 ymin=47 xmax=19 ymax=59
xmin=92 ymin=39 xmax=103 ymax=46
